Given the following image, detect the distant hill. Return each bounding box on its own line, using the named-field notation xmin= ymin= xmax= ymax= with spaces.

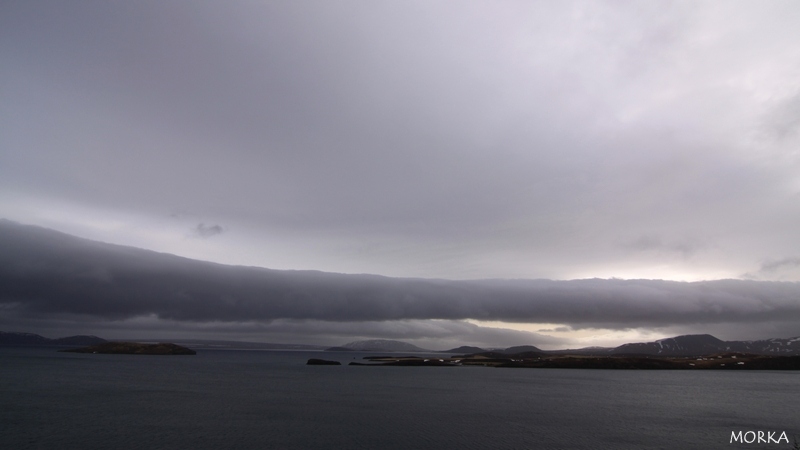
xmin=445 ymin=345 xmax=544 ymax=355
xmin=0 ymin=331 xmax=106 ymax=347
xmin=503 ymin=345 xmax=544 ymax=354
xmin=612 ymin=334 xmax=800 ymax=356
xmin=326 ymin=339 xmax=429 ymax=352
xmin=441 ymin=345 xmax=486 ymax=353
xmin=548 ymin=346 xmax=614 ymax=355
xmin=613 ymin=334 xmax=724 ymax=356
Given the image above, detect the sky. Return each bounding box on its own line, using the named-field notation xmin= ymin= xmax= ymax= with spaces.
xmin=2 ymin=1 xmax=800 ymax=349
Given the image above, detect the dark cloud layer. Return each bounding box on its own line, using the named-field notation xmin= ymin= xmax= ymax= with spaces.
xmin=2 ymin=220 xmax=798 ymax=345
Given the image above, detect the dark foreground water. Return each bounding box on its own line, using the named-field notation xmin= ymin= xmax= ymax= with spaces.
xmin=1 ymin=347 xmax=798 ymax=450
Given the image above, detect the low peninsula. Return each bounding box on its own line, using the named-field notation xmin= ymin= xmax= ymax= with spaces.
xmin=59 ymin=342 xmax=196 ymax=355
xmin=347 ymin=352 xmax=800 ymax=370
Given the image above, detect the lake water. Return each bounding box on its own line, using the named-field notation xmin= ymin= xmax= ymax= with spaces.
xmin=1 ymin=347 xmax=798 ymax=449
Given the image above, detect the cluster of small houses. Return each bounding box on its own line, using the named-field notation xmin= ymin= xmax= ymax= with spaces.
xmin=687 ymin=355 xmax=746 ymax=367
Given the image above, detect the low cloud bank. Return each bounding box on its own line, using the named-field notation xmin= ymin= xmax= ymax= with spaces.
xmin=2 ymin=220 xmax=799 ymax=344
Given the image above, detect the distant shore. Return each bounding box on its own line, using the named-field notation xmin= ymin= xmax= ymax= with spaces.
xmin=59 ymin=342 xmax=196 ymax=355
xmin=343 ymin=352 xmax=800 ymax=370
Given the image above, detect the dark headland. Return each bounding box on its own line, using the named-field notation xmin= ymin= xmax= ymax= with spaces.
xmin=59 ymin=342 xmax=196 ymax=355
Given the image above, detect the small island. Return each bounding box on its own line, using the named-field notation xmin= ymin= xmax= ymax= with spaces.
xmin=59 ymin=342 xmax=196 ymax=355
xmin=307 ymin=358 xmax=341 ymax=365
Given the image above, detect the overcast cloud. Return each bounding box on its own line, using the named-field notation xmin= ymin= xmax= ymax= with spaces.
xmin=2 ymin=2 xmax=800 ymax=347
xmin=2 ymin=220 xmax=799 ymax=348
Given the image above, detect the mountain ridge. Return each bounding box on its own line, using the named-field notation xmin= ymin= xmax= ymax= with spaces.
xmin=0 ymin=331 xmax=106 ymax=347
xmin=609 ymin=334 xmax=800 ymax=357
xmin=7 ymin=330 xmax=800 ymax=357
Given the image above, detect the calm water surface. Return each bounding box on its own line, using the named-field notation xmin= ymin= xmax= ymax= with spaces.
xmin=1 ymin=347 xmax=798 ymax=449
